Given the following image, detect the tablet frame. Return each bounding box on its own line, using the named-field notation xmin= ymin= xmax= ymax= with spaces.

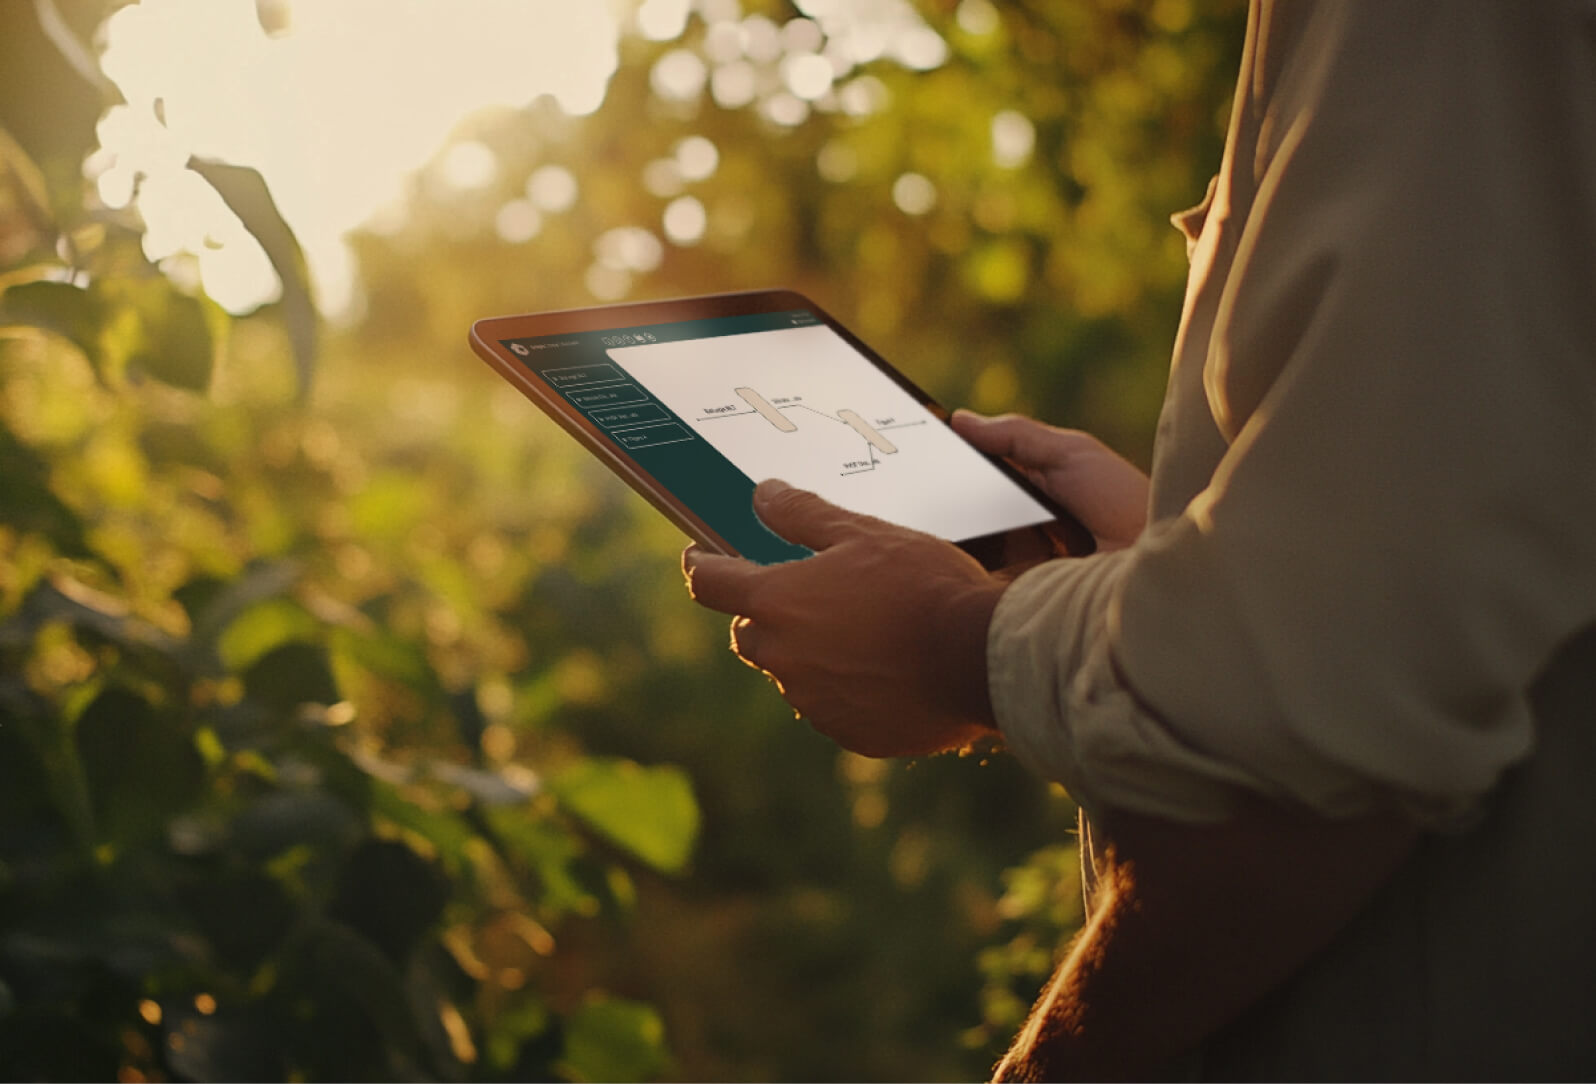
xmin=468 ymin=288 xmax=1093 ymax=565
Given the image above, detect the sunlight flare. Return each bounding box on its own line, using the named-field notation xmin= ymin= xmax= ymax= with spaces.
xmin=91 ymin=0 xmax=621 ymax=315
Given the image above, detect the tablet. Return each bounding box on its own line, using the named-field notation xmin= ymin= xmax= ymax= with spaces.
xmin=468 ymin=289 xmax=1093 ymax=566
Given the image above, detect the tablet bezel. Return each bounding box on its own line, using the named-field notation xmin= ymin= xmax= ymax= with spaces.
xmin=468 ymin=289 xmax=1094 ymax=565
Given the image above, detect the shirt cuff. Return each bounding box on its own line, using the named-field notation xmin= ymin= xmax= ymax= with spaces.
xmin=988 ymin=550 xmax=1256 ymax=822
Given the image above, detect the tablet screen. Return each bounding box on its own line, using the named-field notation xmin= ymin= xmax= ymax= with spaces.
xmin=498 ymin=305 xmax=1057 ymax=564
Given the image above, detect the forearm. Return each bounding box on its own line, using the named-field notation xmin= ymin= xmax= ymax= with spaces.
xmin=994 ymin=801 xmax=1419 ymax=1081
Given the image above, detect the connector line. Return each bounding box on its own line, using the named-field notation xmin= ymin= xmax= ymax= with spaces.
xmin=781 ymin=403 xmax=849 ymax=424
xmin=837 ymin=409 xmax=896 ymax=454
xmin=692 ymin=386 xmax=931 ymax=475
xmin=773 ymin=406 xmax=928 ymax=437
xmin=737 ymin=389 xmax=901 ymax=455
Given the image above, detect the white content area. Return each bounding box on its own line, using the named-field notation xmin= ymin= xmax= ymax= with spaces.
xmin=607 ymin=324 xmax=1052 ymax=542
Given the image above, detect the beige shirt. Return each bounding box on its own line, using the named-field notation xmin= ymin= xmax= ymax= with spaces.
xmin=988 ymin=1 xmax=1596 ymax=1076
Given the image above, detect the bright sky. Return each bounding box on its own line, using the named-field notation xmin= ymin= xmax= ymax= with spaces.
xmin=88 ymin=0 xmax=957 ymax=318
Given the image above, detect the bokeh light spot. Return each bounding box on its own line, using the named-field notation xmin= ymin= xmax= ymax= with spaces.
xmin=741 ymin=15 xmax=783 ymax=63
xmin=838 ymin=75 xmax=889 ymax=117
xmin=594 ymin=227 xmax=665 ymax=273
xmin=526 ymin=165 xmax=578 ymax=212
xmin=991 ymin=110 xmax=1036 ymax=169
xmin=711 ymin=61 xmax=758 ymax=109
xmin=893 ymin=26 xmax=948 ymax=70
xmin=651 ymin=48 xmax=708 ymax=101
xmin=892 ymin=172 xmax=937 ymax=215
xmin=780 ymin=17 xmax=824 ymax=56
xmin=703 ymin=20 xmax=744 ymax=64
xmin=663 ymin=195 xmax=707 ymax=244
xmin=956 ymin=0 xmax=1002 ymax=36
xmin=698 ymin=0 xmax=740 ymax=21
xmin=439 ymin=141 xmax=498 ymax=190
xmin=494 ymin=199 xmax=543 ymax=243
xmin=762 ymin=92 xmax=810 ymax=128
xmin=674 ymin=136 xmax=720 ymax=181
xmin=637 ymin=0 xmax=691 ymax=41
xmin=783 ymin=53 xmax=835 ymax=101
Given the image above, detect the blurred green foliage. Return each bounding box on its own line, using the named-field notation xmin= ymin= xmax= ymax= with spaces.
xmin=0 ymin=0 xmax=1243 ymax=1080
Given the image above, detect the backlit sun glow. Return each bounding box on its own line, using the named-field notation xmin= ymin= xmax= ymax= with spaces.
xmin=86 ymin=0 xmax=949 ymax=317
xmin=91 ymin=0 xmax=621 ymax=316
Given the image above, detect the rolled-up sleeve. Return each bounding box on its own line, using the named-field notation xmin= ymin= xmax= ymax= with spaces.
xmin=992 ymin=552 xmax=1264 ymax=821
xmin=990 ymin=2 xmax=1596 ymax=825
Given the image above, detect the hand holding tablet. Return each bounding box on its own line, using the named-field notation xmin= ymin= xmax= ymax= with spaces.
xmin=468 ymin=289 xmax=1092 ymax=568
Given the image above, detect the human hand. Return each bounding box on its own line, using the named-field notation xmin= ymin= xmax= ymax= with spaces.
xmin=952 ymin=410 xmax=1149 ymax=551
xmin=682 ymin=480 xmax=1006 ymax=758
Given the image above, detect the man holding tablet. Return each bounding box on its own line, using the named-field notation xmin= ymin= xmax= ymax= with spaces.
xmin=682 ymin=2 xmax=1596 ymax=1079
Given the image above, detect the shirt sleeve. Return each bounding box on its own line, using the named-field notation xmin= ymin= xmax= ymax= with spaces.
xmin=991 ymin=552 xmax=1262 ymax=821
xmin=990 ymin=3 xmax=1596 ymax=824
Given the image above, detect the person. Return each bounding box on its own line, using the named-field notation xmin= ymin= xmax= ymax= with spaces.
xmin=684 ymin=1 xmax=1596 ymax=1078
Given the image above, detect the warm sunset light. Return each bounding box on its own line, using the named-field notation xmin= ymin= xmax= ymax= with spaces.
xmin=90 ymin=0 xmax=623 ymax=315
xmin=2 ymin=1 xmax=1263 ymax=1078
xmin=86 ymin=0 xmax=947 ymax=318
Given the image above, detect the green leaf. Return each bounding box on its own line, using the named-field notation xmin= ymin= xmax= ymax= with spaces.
xmin=242 ymin=641 xmax=340 ymax=713
xmin=368 ymin=780 xmax=477 ymax=867
xmin=346 ymin=471 xmax=431 ymax=540
xmin=479 ymin=805 xmax=598 ymax=917
xmin=326 ymin=839 xmax=449 ymax=964
xmin=484 ymin=996 xmax=555 ymax=1074
xmin=558 ymin=995 xmax=669 ymax=1084
xmin=187 ymin=156 xmax=318 ymax=397
xmin=0 ymin=279 xmax=102 ymax=361
xmin=331 ymin=625 xmax=442 ymax=694
xmin=277 ymin=918 xmax=433 ymax=1081
xmin=19 ymin=577 xmax=182 ymax=662
xmin=92 ymin=276 xmax=224 ymax=391
xmin=216 ymin=597 xmax=320 ymax=673
xmin=0 ymin=676 xmax=95 ymax=855
xmin=550 ymin=758 xmax=699 ymax=875
xmin=0 ymin=276 xmax=224 ymax=391
xmin=0 ymin=684 xmax=61 ymax=827
xmin=74 ymin=686 xmax=204 ymax=848
xmin=179 ymin=559 xmax=302 ymax=670
xmin=0 ymin=417 xmax=89 ymax=555
xmin=179 ymin=868 xmax=296 ymax=972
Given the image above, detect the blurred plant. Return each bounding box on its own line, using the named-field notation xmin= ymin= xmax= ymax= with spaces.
xmin=0 ymin=16 xmax=695 ymax=1079
xmin=964 ymin=842 xmax=1085 ymax=1053
xmin=1 ymin=0 xmax=1246 ymax=1079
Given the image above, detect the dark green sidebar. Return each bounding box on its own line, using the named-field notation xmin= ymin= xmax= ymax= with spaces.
xmin=505 ymin=318 xmax=813 ymax=565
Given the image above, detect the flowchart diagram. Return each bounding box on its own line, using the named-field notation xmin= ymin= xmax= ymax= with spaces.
xmin=605 ymin=323 xmax=1051 ymax=542
xmin=689 ymin=386 xmax=928 ymax=476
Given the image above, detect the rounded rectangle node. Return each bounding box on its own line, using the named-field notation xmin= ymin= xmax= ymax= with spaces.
xmin=837 ymin=409 xmax=897 ymax=454
xmin=736 ymin=386 xmax=798 ymax=432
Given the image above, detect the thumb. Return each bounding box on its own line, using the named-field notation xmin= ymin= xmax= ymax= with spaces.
xmin=753 ymin=479 xmax=882 ymax=550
